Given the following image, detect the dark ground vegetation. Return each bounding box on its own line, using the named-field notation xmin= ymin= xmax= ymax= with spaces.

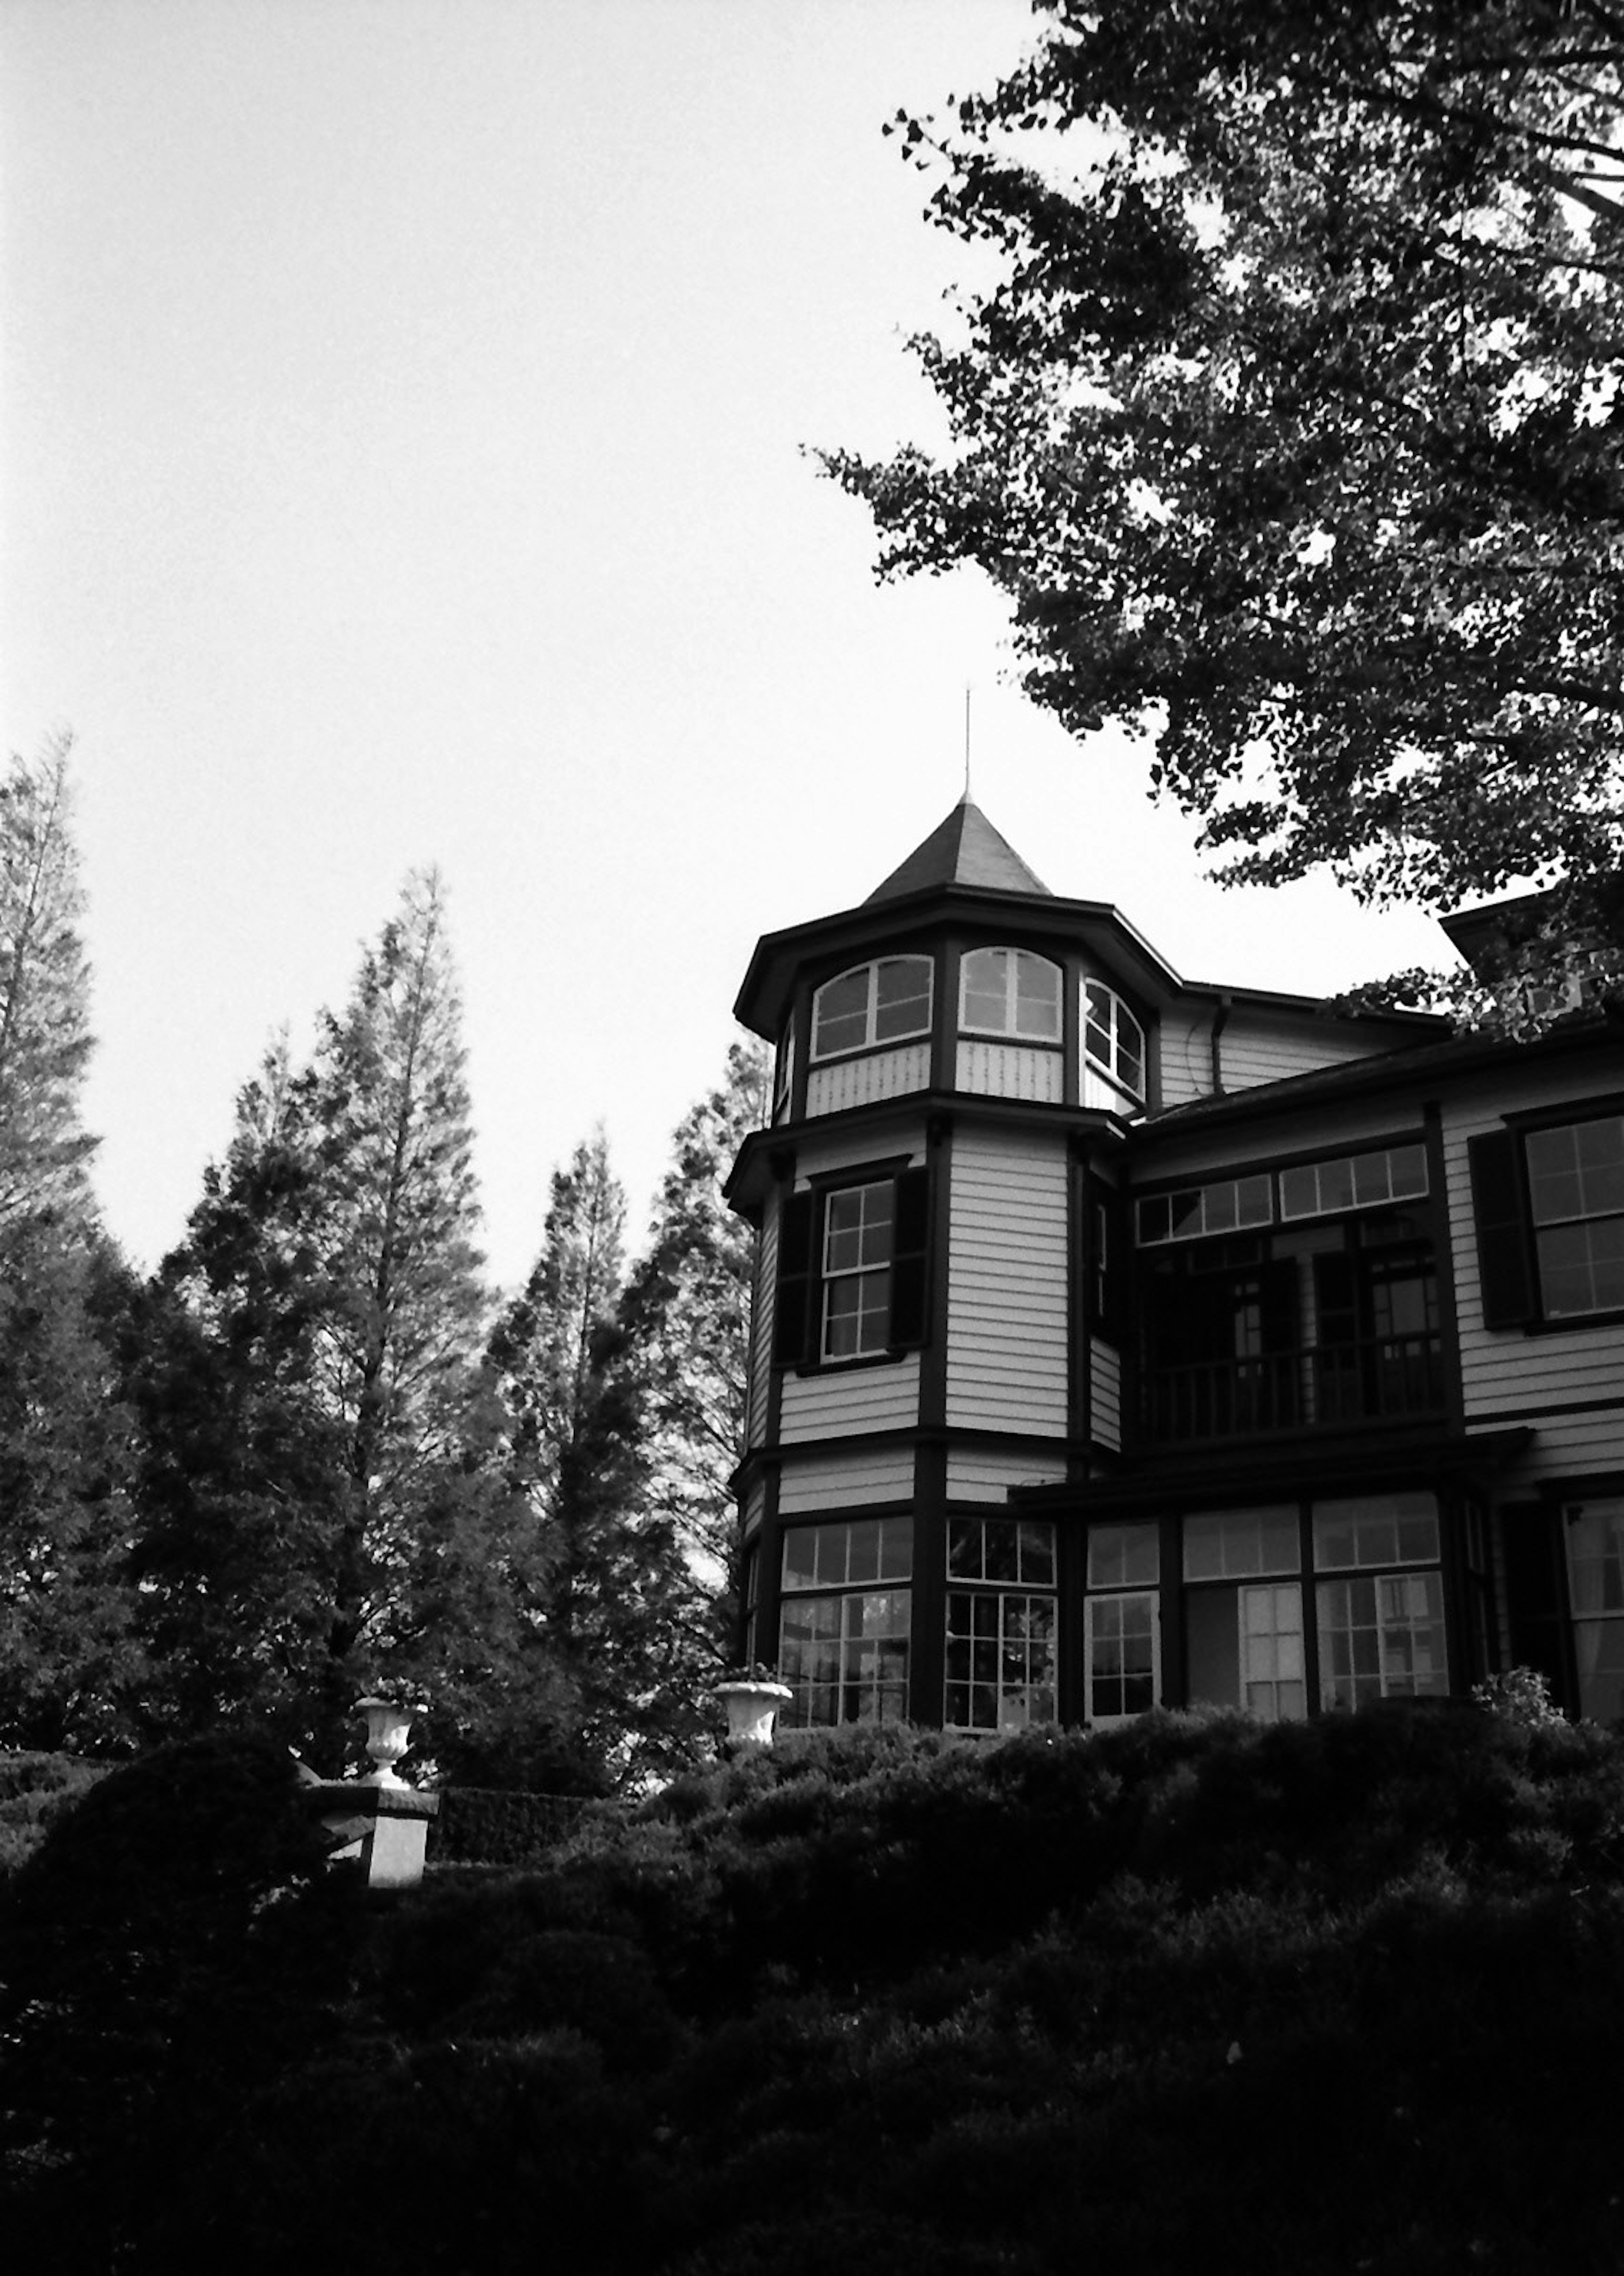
xmin=5 ymin=1703 xmax=1624 ymax=2272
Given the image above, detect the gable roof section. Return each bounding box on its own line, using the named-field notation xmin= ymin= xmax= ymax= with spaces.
xmin=866 ymin=797 xmax=1050 ymax=903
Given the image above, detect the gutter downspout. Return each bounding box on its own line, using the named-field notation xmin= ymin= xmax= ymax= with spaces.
xmin=1210 ymin=993 xmax=1233 ymax=1096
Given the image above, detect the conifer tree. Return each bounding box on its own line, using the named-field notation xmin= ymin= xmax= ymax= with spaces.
xmin=485 ymin=1130 xmax=711 ymax=1789
xmin=133 ymin=873 xmax=512 ymax=1761
xmin=0 ymin=734 xmax=145 ymax=1749
xmin=0 ymin=734 xmax=97 ymax=1226
xmin=621 ymin=1038 xmax=769 ymax=1617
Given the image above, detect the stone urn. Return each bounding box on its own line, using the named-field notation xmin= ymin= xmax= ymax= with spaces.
xmin=355 ymin=1696 xmax=423 ymax=1787
xmin=713 ymin=1679 xmax=793 ymax=1749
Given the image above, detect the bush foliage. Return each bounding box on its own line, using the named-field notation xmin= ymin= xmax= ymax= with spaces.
xmin=6 ymin=1705 xmax=1624 ymax=2271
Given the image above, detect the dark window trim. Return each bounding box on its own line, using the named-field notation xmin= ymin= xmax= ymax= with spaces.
xmin=773 ymin=1157 xmax=932 ymax=1375
xmin=1470 ymin=1101 xmax=1624 ymax=1334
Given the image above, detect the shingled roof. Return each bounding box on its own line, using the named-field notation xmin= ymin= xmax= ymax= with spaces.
xmin=865 ymin=796 xmax=1051 ymax=904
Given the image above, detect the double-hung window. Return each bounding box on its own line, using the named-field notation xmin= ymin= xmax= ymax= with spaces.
xmin=773 ymin=1164 xmax=931 ymax=1367
xmin=1471 ymin=1110 xmax=1624 ymax=1327
xmin=1564 ymin=1497 xmax=1624 ymax=1721
xmin=779 ymin=1516 xmax=912 ymax=1726
xmin=944 ymin=1518 xmax=1058 ymax=1732
xmin=1313 ymin=1493 xmax=1448 ymax=1708
xmin=1083 ymin=1521 xmax=1160 ymax=1724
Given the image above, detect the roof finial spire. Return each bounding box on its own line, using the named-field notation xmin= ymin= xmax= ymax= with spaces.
xmin=962 ymin=684 xmax=973 ymax=805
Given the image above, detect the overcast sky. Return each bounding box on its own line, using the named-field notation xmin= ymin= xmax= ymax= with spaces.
xmin=2 ymin=0 xmax=1451 ymax=1289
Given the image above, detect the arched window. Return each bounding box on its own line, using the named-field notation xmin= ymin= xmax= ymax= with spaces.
xmin=1084 ymin=980 xmax=1146 ymax=1100
xmin=959 ymin=947 xmax=1062 ymax=1042
xmin=811 ymin=956 xmax=934 ymax=1062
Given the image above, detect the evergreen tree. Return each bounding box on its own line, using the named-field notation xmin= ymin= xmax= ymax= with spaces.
xmin=0 ymin=733 xmax=145 ymax=1749
xmin=621 ymin=1038 xmax=769 ymax=1628
xmin=486 ymin=1130 xmax=711 ymax=1790
xmin=0 ymin=734 xmax=97 ymax=1225
xmin=133 ymin=873 xmax=512 ymax=1764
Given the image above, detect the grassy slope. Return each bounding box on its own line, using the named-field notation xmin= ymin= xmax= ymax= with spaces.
xmin=6 ymin=1706 xmax=1624 ymax=2272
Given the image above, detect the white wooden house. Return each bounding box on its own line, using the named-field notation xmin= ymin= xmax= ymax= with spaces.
xmin=726 ymin=797 xmax=1624 ymax=1731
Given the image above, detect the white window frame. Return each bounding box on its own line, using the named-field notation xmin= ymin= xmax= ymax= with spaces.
xmin=819 ymin=1180 xmax=894 ymax=1361
xmin=779 ymin=1515 xmax=914 ymax=1728
xmin=1525 ymin=1114 xmax=1624 ymax=1320
xmin=810 ymin=956 xmax=934 ymax=1063
xmin=1564 ymin=1496 xmax=1624 ymax=1721
xmin=958 ymin=947 xmax=1063 ymax=1043
xmin=1084 ymin=1590 xmax=1161 ymax=1725
xmin=1316 ymin=1570 xmax=1449 ymax=1708
xmin=1083 ymin=980 xmax=1146 ymax=1101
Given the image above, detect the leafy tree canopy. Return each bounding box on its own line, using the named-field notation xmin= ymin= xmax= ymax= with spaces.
xmin=822 ymin=0 xmax=1624 ymax=1012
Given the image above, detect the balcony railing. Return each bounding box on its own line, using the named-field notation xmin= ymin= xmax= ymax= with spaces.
xmin=1140 ymin=1332 xmax=1444 ymax=1445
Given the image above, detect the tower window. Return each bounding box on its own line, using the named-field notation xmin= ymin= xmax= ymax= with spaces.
xmin=811 ymin=957 xmax=934 ymax=1062
xmin=959 ymin=947 xmax=1062 ymax=1042
xmin=773 ymin=1165 xmax=932 ymax=1368
xmin=1084 ymin=981 xmax=1146 ymax=1101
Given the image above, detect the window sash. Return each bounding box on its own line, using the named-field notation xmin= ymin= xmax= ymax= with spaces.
xmin=810 ymin=957 xmax=934 ymax=1062
xmin=779 ymin=1588 xmax=911 ymax=1726
xmin=1083 ymin=980 xmax=1145 ymax=1098
xmin=1317 ymin=1570 xmax=1448 ymax=1708
xmin=1085 ymin=1590 xmax=1160 ymax=1722
xmin=781 ymin=1515 xmax=913 ymax=1593
xmin=959 ymin=947 xmax=1062 ymax=1042
xmin=820 ymin=1181 xmax=893 ymax=1359
xmin=944 ymin=1588 xmax=1057 ymax=1731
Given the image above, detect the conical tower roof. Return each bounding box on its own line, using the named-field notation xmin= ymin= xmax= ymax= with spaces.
xmin=865 ymin=795 xmax=1050 ymax=904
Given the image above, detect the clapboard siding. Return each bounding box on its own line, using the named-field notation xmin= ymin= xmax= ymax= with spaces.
xmin=780 ymin=1355 xmax=922 ymax=1441
xmin=780 ymin=1449 xmax=916 ymax=1512
xmin=1159 ymin=1008 xmax=1218 ymax=1108
xmin=1140 ymin=1099 xmax=1428 ymax=1187
xmin=742 ymin=1479 xmax=766 ymax=1537
xmin=946 ymin=1447 xmax=1068 ymax=1499
xmin=806 ymin=1041 xmax=931 ymax=1120
xmin=947 ymin=1124 xmax=1070 ymax=1433
xmin=747 ymin=1209 xmax=778 ymax=1452
xmin=1445 ymin=1076 xmax=1624 ymax=1422
xmin=1090 ymin=1338 xmax=1122 ymax=1452
xmin=1219 ymin=1010 xmax=1407 ymax=1093
xmin=955 ymin=1039 xmax=1064 ymax=1103
xmin=1473 ymin=1411 xmax=1624 ymax=1481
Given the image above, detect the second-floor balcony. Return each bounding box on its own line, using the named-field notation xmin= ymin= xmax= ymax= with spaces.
xmin=1140 ymin=1329 xmax=1445 ymax=1447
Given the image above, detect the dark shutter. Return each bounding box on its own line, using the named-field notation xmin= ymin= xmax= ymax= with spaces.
xmin=1501 ymin=1499 xmax=1573 ymax=1712
xmin=888 ymin=1166 xmax=931 ymax=1349
xmin=772 ymin=1189 xmax=816 ymax=1368
xmin=1468 ymin=1129 xmax=1536 ymax=1329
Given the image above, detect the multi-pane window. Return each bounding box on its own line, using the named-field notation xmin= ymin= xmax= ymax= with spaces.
xmin=1183 ymin=1507 xmax=1307 ymax=1722
xmin=779 ymin=1516 xmax=913 ymax=1727
xmin=1564 ymin=1497 xmax=1624 ymax=1721
xmin=1279 ymin=1145 xmax=1428 ymax=1222
xmin=774 ymin=1021 xmax=796 ymax=1120
xmin=774 ymin=1167 xmax=931 ymax=1371
xmin=1083 ymin=981 xmax=1146 ymax=1100
xmin=822 ymin=1183 xmax=893 ymax=1360
xmin=1525 ymin=1115 xmax=1624 ymax=1318
xmin=811 ymin=957 xmax=934 ymax=1061
xmin=1084 ymin=1521 xmax=1160 ymax=1723
xmin=944 ymin=1518 xmax=1057 ymax=1732
xmin=959 ymin=947 xmax=1062 ymax=1042
xmin=1313 ymin=1493 xmax=1448 ymax=1708
xmin=1137 ymin=1176 xmax=1274 ymax=1245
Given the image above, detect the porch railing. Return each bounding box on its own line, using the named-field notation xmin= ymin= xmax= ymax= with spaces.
xmin=1140 ymin=1332 xmax=1444 ymax=1446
